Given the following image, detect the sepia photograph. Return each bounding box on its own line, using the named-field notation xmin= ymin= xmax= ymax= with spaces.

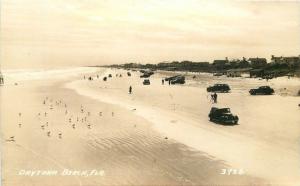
xmin=0 ymin=0 xmax=300 ymax=185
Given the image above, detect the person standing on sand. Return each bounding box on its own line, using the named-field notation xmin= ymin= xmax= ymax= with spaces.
xmin=168 ymin=80 xmax=171 ymax=85
xmin=213 ymin=92 xmax=218 ymax=103
xmin=129 ymin=86 xmax=132 ymax=94
xmin=162 ymin=79 xmax=164 ymax=85
xmin=210 ymin=94 xmax=214 ymax=103
xmin=0 ymin=73 xmax=4 ymax=85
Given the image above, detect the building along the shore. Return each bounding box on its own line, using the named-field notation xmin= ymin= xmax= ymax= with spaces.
xmin=248 ymin=57 xmax=267 ymax=68
xmin=271 ymin=55 xmax=300 ymax=66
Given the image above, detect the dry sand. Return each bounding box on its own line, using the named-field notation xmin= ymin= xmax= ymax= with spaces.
xmin=1 ymin=67 xmax=299 ymax=185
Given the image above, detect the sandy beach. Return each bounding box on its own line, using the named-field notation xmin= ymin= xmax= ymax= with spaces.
xmin=1 ymin=67 xmax=299 ymax=185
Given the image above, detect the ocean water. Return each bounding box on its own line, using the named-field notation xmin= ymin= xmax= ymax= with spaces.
xmin=0 ymin=67 xmax=102 ymax=84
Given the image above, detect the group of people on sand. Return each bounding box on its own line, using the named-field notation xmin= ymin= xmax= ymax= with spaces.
xmin=162 ymin=79 xmax=172 ymax=85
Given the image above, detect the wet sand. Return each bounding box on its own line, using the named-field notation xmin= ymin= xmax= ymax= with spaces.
xmin=1 ymin=67 xmax=298 ymax=185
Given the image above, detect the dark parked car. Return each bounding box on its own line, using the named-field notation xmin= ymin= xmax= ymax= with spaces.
xmin=165 ymin=75 xmax=185 ymax=84
xmin=143 ymin=79 xmax=150 ymax=85
xmin=140 ymin=71 xmax=154 ymax=78
xmin=207 ymin=84 xmax=230 ymax=93
xmin=249 ymin=86 xmax=274 ymax=95
xmin=209 ymin=107 xmax=239 ymax=125
xmin=127 ymin=72 xmax=131 ymax=76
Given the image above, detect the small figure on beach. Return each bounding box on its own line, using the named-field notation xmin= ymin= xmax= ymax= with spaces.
xmin=47 ymin=131 xmax=51 ymax=137
xmin=211 ymin=92 xmax=218 ymax=103
xmin=19 ymin=113 xmax=22 ymax=117
xmin=18 ymin=123 xmax=22 ymax=128
xmin=162 ymin=79 xmax=164 ymax=85
xmin=58 ymin=133 xmax=62 ymax=139
xmin=112 ymin=112 xmax=114 ymax=117
xmin=210 ymin=94 xmax=215 ymax=103
xmin=72 ymin=124 xmax=76 ymax=129
xmin=168 ymin=80 xmax=171 ymax=85
xmin=99 ymin=112 xmax=102 ymax=116
xmin=0 ymin=73 xmax=4 ymax=85
xmin=129 ymin=86 xmax=132 ymax=94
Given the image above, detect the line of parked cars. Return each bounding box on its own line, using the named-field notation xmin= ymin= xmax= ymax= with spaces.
xmin=206 ymin=83 xmax=275 ymax=125
xmin=207 ymin=83 xmax=275 ymax=95
xmin=131 ymin=70 xmax=278 ymax=126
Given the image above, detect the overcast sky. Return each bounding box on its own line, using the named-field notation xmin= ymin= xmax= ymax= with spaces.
xmin=1 ymin=0 xmax=300 ymax=69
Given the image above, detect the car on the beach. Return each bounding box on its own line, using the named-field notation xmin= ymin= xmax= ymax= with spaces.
xmin=103 ymin=77 xmax=107 ymax=81
xmin=165 ymin=75 xmax=185 ymax=84
xmin=249 ymin=86 xmax=274 ymax=95
xmin=127 ymin=72 xmax=131 ymax=76
xmin=207 ymin=84 xmax=230 ymax=93
xmin=143 ymin=79 xmax=150 ymax=85
xmin=140 ymin=71 xmax=154 ymax=78
xmin=208 ymin=107 xmax=239 ymax=125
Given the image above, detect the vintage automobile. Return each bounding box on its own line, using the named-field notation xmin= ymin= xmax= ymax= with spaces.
xmin=208 ymin=107 xmax=239 ymax=125
xmin=165 ymin=75 xmax=185 ymax=84
xmin=140 ymin=71 xmax=154 ymax=78
xmin=127 ymin=72 xmax=131 ymax=76
xmin=249 ymin=86 xmax=274 ymax=95
xmin=103 ymin=77 xmax=107 ymax=81
xmin=207 ymin=84 xmax=230 ymax=93
xmin=143 ymin=79 xmax=150 ymax=85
